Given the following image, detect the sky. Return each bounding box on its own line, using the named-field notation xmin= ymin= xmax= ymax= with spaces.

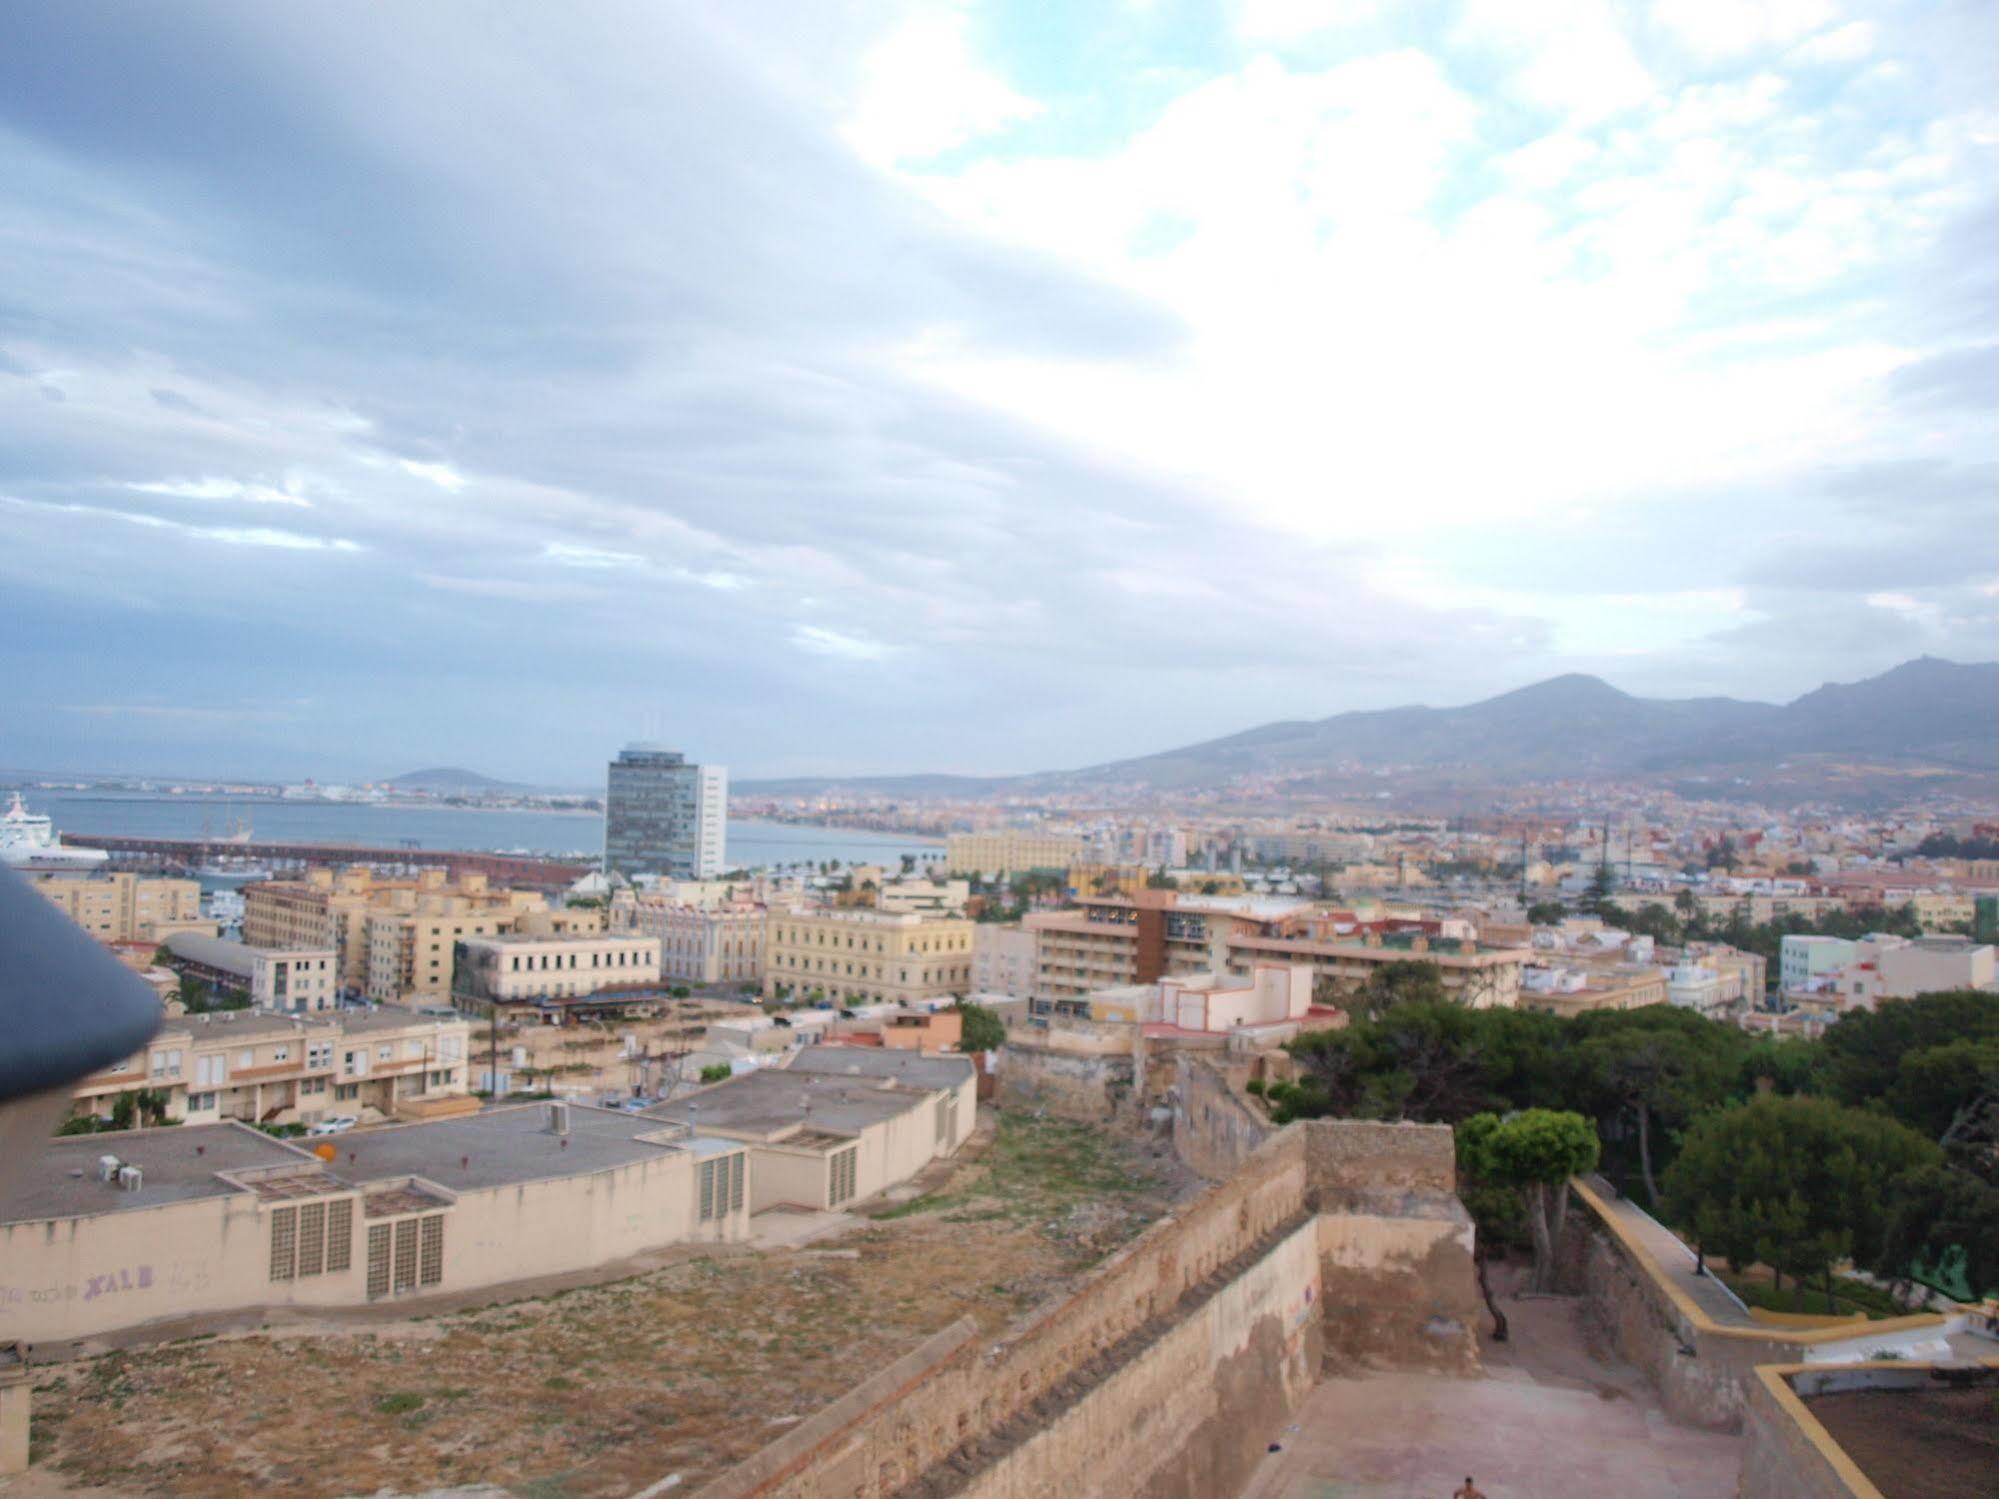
xmin=2 ymin=1 xmax=1997 ymax=786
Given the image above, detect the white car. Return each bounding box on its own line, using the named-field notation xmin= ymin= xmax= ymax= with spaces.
xmin=308 ymin=1115 xmax=358 ymax=1136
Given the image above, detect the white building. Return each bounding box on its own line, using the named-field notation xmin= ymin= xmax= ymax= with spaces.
xmin=616 ymin=894 xmax=766 ymax=987
xmin=453 ymin=932 xmax=662 ymax=1004
xmin=973 ymin=923 xmax=1038 ymax=999
xmin=1779 ymin=935 xmax=1857 ymax=994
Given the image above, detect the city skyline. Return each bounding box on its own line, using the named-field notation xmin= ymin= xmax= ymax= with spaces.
xmin=4 ymin=2 xmax=1997 ymax=785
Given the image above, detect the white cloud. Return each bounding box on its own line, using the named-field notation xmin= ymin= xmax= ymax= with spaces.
xmin=128 ymin=475 xmax=311 ymax=507
xmin=203 ymin=528 xmax=362 ymax=552
xmin=1455 ymin=0 xmax=1654 ymax=125
xmin=399 ymin=459 xmax=466 ymax=492
xmin=1652 ymin=0 xmax=1840 ymax=62
xmin=843 ymin=8 xmax=1042 ymax=168
xmin=792 ymin=624 xmax=894 ymax=661
xmin=1785 ymin=21 xmax=1875 ymax=67
xmin=542 ymin=541 xmax=647 ymax=568
xmin=1233 ymin=0 xmax=1388 ymax=44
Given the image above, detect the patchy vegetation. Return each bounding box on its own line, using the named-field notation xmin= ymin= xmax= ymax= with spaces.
xmin=26 ymin=1114 xmax=1186 ymax=1497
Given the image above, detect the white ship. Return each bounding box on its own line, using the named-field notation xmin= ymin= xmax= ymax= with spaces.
xmin=0 ymin=792 xmax=110 ymax=873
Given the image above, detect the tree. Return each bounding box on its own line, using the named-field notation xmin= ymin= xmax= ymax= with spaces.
xmin=1526 ymin=900 xmax=1566 ymax=926
xmin=1705 ymin=836 xmax=1740 ymax=872
xmin=1571 ymin=1019 xmax=1730 ymax=1206
xmin=1674 ymin=888 xmax=1698 ymax=918
xmin=1663 ymin=1095 xmax=1939 ymax=1304
xmin=1822 ymin=991 xmax=1999 ymax=1108
xmin=1875 ymin=1164 xmax=1999 ymax=1302
xmin=954 ymin=1000 xmax=1006 ymax=1053
xmin=1886 ymin=1037 xmax=1999 ymax=1149
xmin=1458 ymin=1109 xmax=1600 ymax=1292
xmin=1584 ymin=863 xmax=1616 ymax=916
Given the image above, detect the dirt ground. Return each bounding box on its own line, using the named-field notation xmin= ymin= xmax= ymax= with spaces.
xmin=11 ymin=1114 xmax=1194 ymax=1499
xmin=1240 ymin=1265 xmax=1744 ymax=1499
xmin=1805 ymin=1386 xmax=1999 ymax=1499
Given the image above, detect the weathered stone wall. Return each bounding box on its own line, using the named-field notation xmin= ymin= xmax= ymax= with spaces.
xmin=997 ymin=1039 xmax=1137 ymax=1123
xmin=1317 ymin=1202 xmax=1480 ymax=1375
xmin=1571 ymin=1222 xmax=1787 ymax=1430
xmin=1304 ymin=1118 xmax=1456 ymax=1203
xmin=1169 ymin=1057 xmax=1271 ymax=1180
xmin=695 ymin=1116 xmax=1481 ymax=1499
xmin=1737 ymin=1369 xmax=1870 ymax=1499
xmin=696 ymin=1129 xmax=1312 ymax=1499
xmin=949 ymin=1222 xmax=1323 ymax=1499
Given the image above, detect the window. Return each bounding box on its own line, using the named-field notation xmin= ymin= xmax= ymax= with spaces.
xmin=269 ymin=1207 xmax=298 ymax=1281
xmin=393 ymin=1217 xmax=419 ymax=1292
xmin=327 ymin=1200 xmax=353 ymax=1271
xmin=335 ymin=1083 xmax=359 ymax=1101
xmin=273 ymin=1046 xmax=289 ymax=1063
xmin=828 ymin=1147 xmax=858 ymax=1207
xmin=730 ymin=1151 xmax=745 ymax=1212
xmin=238 ymin=1049 xmax=253 ymax=1069
xmin=419 ymin=1215 xmax=444 ymax=1286
xmin=366 ymin=1224 xmax=392 ymax=1298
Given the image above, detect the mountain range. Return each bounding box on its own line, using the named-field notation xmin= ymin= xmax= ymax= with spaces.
xmin=736 ymin=657 xmax=1999 ymax=800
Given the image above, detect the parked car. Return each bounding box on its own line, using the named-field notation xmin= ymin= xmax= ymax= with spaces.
xmin=308 ymin=1115 xmax=358 ymax=1136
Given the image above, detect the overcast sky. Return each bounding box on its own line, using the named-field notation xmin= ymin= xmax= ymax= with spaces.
xmin=3 ymin=1 xmax=1996 ymax=785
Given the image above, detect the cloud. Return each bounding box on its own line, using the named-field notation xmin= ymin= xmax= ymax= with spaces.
xmin=0 ymin=0 xmax=1994 ymax=782
xmin=844 ymin=8 xmax=1042 ymax=168
xmin=792 ymin=624 xmax=894 ymax=662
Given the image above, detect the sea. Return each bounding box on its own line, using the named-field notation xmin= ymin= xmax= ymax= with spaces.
xmin=21 ymin=789 xmax=942 ymax=872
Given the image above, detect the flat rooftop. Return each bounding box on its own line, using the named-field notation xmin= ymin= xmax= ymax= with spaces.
xmin=7 ymin=1124 xmax=318 ymax=1224
xmin=321 ymin=1103 xmax=703 ymax=1191
xmin=644 ymin=1069 xmax=929 ymax=1140
xmin=788 ymin=1046 xmax=973 ymax=1091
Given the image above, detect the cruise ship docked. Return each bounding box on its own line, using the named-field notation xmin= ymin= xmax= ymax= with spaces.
xmin=0 ymin=792 xmax=110 ymax=873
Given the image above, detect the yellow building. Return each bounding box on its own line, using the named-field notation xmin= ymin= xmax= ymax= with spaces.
xmin=245 ymin=866 xmax=561 ymax=1005
xmin=944 ymin=830 xmax=1085 ymax=876
xmin=30 ymin=872 xmax=212 ymax=943
xmin=764 ymin=908 xmax=976 ymax=1005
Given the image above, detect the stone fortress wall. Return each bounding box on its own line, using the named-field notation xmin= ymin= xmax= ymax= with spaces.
xmin=695 ymin=1087 xmax=1477 ymax=1499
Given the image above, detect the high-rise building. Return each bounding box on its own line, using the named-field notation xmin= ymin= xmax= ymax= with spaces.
xmin=604 ymin=744 xmax=727 ymax=880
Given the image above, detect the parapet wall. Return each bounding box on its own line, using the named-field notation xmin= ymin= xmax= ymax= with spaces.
xmin=698 ymin=1127 xmax=1312 ymax=1499
xmin=1569 ymin=1179 xmax=1957 ymax=1432
xmin=996 ymin=1037 xmax=1139 ymax=1124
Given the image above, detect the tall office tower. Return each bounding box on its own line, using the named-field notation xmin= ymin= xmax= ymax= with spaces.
xmin=604 ymin=745 xmax=727 ymax=880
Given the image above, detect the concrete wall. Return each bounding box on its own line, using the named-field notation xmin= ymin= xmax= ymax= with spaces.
xmin=1316 ymin=1203 xmax=1480 ymax=1374
xmin=752 ymin=1146 xmax=832 ymax=1212
xmin=1 ymin=1148 xmax=747 ymax=1348
xmin=1737 ymin=1367 xmax=1879 ymax=1499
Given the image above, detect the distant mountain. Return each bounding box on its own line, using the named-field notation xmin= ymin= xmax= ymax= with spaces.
xmin=387 ymin=767 xmax=523 ymax=793
xmin=737 ymin=658 xmax=1999 ymax=800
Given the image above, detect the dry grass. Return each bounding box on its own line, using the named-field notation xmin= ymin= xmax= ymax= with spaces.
xmin=25 ymin=1115 xmax=1186 ymax=1498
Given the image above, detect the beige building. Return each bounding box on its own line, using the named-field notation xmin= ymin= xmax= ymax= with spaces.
xmin=453 ymin=931 xmax=662 ymax=1004
xmin=647 ymin=1048 xmax=976 ymax=1213
xmin=615 ymin=893 xmax=766 ymax=986
xmin=30 ymin=871 xmax=212 ymax=943
xmin=1519 ymin=964 xmax=1669 ymax=1018
xmin=71 ymin=1007 xmax=476 ymax=1128
xmin=162 ymin=931 xmax=339 ymax=1012
xmin=1837 ymin=935 xmax=1996 ymax=1008
xmin=245 ymin=866 xmax=557 ymax=1000
xmin=872 ymin=877 xmax=971 ymax=916
xmin=3 ymin=1104 xmax=751 ymax=1346
xmin=944 ymin=830 xmax=1085 ymax=877
xmin=764 ymin=908 xmax=975 ymax=1006
xmin=973 ymin=922 xmax=1038 ymax=999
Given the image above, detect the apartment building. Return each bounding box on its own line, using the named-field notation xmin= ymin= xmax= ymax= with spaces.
xmin=944 ymin=830 xmax=1084 ymax=877
xmin=1836 ymin=935 xmax=1997 ymax=1009
xmin=245 ymin=866 xmax=554 ymax=995
xmin=30 ymin=871 xmax=213 ymax=943
xmin=973 ymin=922 xmax=1038 ymax=999
xmin=70 ymin=1008 xmax=476 ymax=1127
xmin=162 ymin=931 xmax=339 ymax=1012
xmin=1028 ymin=893 xmax=1528 ymax=1009
xmin=614 ymin=892 xmax=766 ymax=985
xmin=764 ymin=908 xmax=976 ymax=1005
xmin=453 ymin=931 xmax=663 ymax=1004
xmin=872 ymin=877 xmax=971 ymax=916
